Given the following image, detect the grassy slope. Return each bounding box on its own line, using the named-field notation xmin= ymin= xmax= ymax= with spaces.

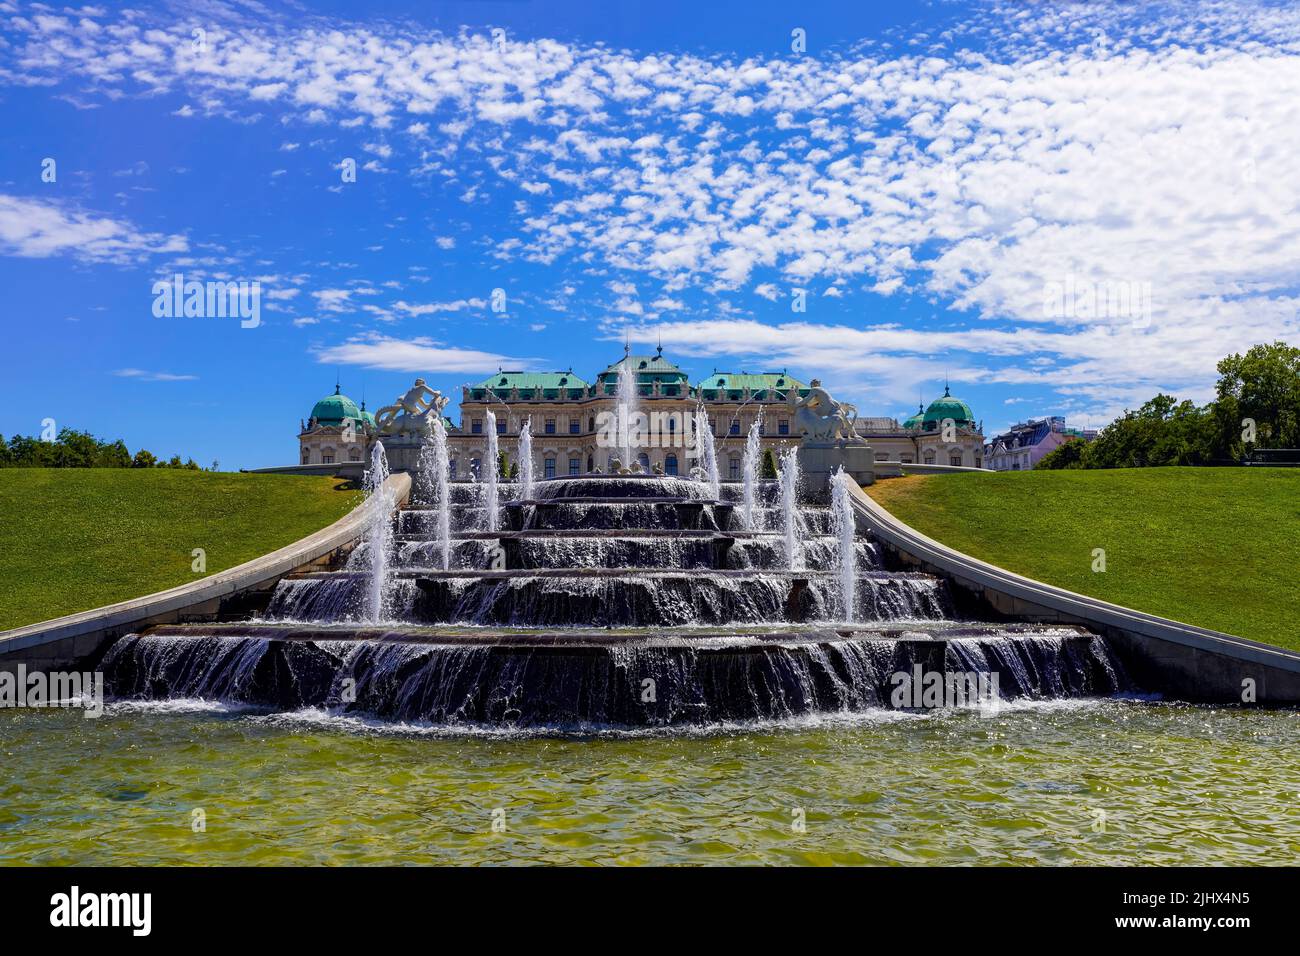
xmin=0 ymin=469 xmax=360 ymax=631
xmin=866 ymin=468 xmax=1300 ymax=650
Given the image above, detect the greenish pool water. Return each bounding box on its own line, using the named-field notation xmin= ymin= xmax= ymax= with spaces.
xmin=2 ymin=699 xmax=1297 ymax=865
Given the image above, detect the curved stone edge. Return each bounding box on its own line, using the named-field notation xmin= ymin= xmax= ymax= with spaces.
xmin=0 ymin=473 xmax=412 ymax=670
xmin=846 ymin=480 xmax=1300 ymax=704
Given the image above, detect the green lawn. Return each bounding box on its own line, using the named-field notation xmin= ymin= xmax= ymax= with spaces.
xmin=866 ymin=468 xmax=1300 ymax=650
xmin=0 ymin=469 xmax=361 ymax=631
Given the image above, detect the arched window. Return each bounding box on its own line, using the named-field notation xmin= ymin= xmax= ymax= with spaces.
xmin=665 ymin=454 xmax=678 ymax=476
xmin=729 ymin=457 xmax=741 ymax=480
xmin=637 ymin=452 xmax=650 ymax=470
xmin=349 ymin=448 xmax=362 ymax=462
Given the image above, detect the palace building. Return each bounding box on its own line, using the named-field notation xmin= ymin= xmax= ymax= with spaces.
xmin=298 ymin=348 xmax=985 ymax=476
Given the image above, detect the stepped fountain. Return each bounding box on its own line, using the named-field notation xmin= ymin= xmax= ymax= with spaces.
xmin=96 ymin=380 xmax=1132 ymax=729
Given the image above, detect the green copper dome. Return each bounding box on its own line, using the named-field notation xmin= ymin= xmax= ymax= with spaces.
xmin=921 ymin=387 xmax=976 ymax=431
xmin=902 ymin=403 xmax=925 ymax=430
xmin=310 ymin=385 xmax=362 ymax=425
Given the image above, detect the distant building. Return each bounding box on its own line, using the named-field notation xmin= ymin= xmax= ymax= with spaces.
xmin=295 ymin=349 xmax=985 ymax=477
xmin=298 ymin=384 xmax=376 ymax=466
xmin=983 ymin=416 xmax=1097 ymax=471
xmin=858 ymin=386 xmax=985 ymax=468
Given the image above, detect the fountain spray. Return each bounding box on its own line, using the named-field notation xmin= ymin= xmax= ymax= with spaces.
xmin=430 ymin=417 xmax=452 ymax=571
xmin=362 ymin=441 xmax=395 ymax=622
xmin=742 ymin=410 xmax=763 ymax=530
xmin=617 ymin=358 xmax=637 ymax=467
xmin=484 ymin=408 xmax=499 ymax=532
xmin=692 ymin=405 xmax=721 ymax=500
xmin=519 ymin=418 xmax=534 ymax=501
xmin=830 ymin=467 xmax=856 ymax=621
xmin=778 ymin=446 xmax=802 ymax=571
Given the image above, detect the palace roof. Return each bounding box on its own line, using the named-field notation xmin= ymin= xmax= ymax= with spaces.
xmin=696 ymin=369 xmax=806 ymax=400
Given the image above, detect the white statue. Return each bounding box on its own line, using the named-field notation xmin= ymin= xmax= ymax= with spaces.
xmin=788 ymin=379 xmax=859 ymax=442
xmin=375 ymin=378 xmax=449 ymax=437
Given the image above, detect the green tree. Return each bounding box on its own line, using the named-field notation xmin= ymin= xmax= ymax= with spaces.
xmin=96 ymin=439 xmax=132 ymax=468
xmin=132 ymin=449 xmax=158 ymax=468
xmin=52 ymin=428 xmax=100 ymax=468
xmin=760 ymin=448 xmax=779 ymax=479
xmin=1212 ymin=341 xmax=1300 ymax=458
xmin=1035 ymin=438 xmax=1088 ymax=469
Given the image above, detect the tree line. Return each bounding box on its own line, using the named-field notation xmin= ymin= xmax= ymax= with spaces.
xmin=1038 ymin=341 xmax=1300 ymax=469
xmin=0 ymin=428 xmax=216 ymax=471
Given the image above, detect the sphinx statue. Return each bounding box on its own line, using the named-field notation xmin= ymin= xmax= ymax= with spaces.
xmin=374 ymin=378 xmax=449 ymax=437
xmin=788 ymin=379 xmax=859 ymax=443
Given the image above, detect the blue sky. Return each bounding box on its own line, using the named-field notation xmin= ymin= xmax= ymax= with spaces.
xmin=2 ymin=0 xmax=1298 ymax=469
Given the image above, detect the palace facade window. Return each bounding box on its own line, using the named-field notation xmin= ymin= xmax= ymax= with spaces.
xmin=778 ymin=419 xmax=789 ymax=435
xmin=545 ymin=418 xmax=556 ymax=434
xmin=569 ymin=418 xmax=580 ymax=434
xmin=569 ymin=458 xmax=580 ymax=476
xmin=665 ymin=454 xmax=678 ymax=476
xmin=472 ymin=419 xmax=482 ymax=434
xmin=544 ymin=458 xmax=556 ymax=479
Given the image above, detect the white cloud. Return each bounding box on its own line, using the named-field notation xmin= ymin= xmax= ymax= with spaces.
xmin=6 ymin=3 xmax=1300 ymax=404
xmin=113 ymin=368 xmax=197 ymax=382
xmin=0 ymin=194 xmax=188 ymax=263
xmin=314 ymin=335 xmax=531 ymax=373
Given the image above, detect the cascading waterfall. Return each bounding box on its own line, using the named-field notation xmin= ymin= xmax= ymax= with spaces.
xmin=483 ymin=408 xmax=500 ymax=532
xmin=111 ymin=448 xmax=1133 ymax=727
xmin=831 ymin=467 xmax=856 ymax=622
xmin=617 ymin=359 xmax=638 ymax=467
xmin=742 ymin=411 xmax=763 ymax=530
xmin=778 ymin=446 xmax=802 ymax=571
xmin=692 ymin=406 xmax=721 ymax=500
xmin=362 ymin=441 xmax=394 ymax=622
xmin=518 ymin=419 xmax=534 ymax=501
